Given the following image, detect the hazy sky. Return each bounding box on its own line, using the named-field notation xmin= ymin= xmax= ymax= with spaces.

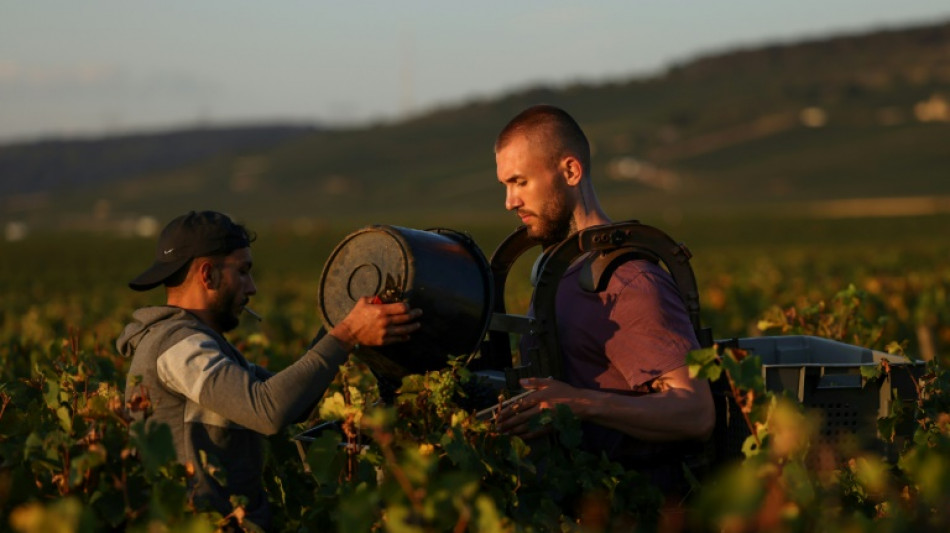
xmin=2 ymin=1 xmax=948 ymax=143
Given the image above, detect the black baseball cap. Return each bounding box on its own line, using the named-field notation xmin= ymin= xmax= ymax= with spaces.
xmin=129 ymin=211 xmax=252 ymax=291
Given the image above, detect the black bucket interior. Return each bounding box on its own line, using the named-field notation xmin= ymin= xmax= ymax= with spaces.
xmin=318 ymin=225 xmax=493 ymax=381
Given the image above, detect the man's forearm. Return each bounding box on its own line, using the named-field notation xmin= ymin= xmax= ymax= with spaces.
xmin=501 ymin=371 xmax=716 ymax=442
xmin=577 ymin=383 xmax=715 ymax=442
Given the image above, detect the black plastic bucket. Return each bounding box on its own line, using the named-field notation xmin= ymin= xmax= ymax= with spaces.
xmin=318 ymin=225 xmax=493 ymax=381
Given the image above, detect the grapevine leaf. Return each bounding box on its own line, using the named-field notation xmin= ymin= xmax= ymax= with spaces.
xmin=722 ymin=350 xmax=764 ymax=392
xmin=441 ymin=430 xmax=480 ymax=472
xmin=877 ymin=415 xmax=897 ymax=443
xmin=741 ymin=423 xmax=769 ymax=459
xmin=89 ymin=488 xmax=127 ymax=527
xmin=68 ymin=445 xmax=106 ymax=488
xmin=552 ymin=405 xmax=581 ymax=449
xmin=56 ymin=406 xmax=73 ymax=433
xmin=860 ymin=364 xmax=883 ymax=381
xmin=9 ymin=498 xmax=90 ymax=532
xmin=398 ymin=374 xmax=426 ymax=394
xmin=44 ymin=378 xmax=61 ymax=409
xmin=852 ymin=455 xmax=889 ymax=496
xmin=149 ymin=477 xmax=190 ymax=523
xmin=130 ymin=420 xmax=176 ymax=478
xmin=318 ymin=392 xmax=347 ymax=421
xmin=338 ymin=483 xmax=380 ymax=532
xmin=474 ymin=494 xmax=505 ymax=532
xmin=305 ymin=431 xmax=345 ymax=486
xmin=687 ymin=347 xmax=722 ymax=381
xmin=381 ymin=503 xmax=419 ymax=533
xmin=781 ymin=460 xmax=816 ymax=505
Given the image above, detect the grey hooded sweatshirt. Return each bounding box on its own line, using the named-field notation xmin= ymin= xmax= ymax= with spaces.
xmin=117 ymin=306 xmax=348 ymax=528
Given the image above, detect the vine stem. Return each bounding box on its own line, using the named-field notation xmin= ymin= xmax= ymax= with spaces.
xmin=0 ymin=393 xmax=10 ymax=422
xmin=453 ymin=506 xmax=470 ymax=533
xmin=719 ymin=352 xmax=762 ymax=449
xmin=60 ymin=443 xmax=72 ymax=495
xmin=373 ymin=427 xmax=425 ymax=516
xmin=341 ymin=371 xmax=357 ymax=482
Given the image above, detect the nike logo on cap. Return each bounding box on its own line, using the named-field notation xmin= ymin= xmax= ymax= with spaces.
xmin=164 ymin=248 xmax=174 ymax=255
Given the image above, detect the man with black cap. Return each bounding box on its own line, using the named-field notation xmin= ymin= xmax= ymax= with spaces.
xmin=117 ymin=210 xmax=422 ymax=529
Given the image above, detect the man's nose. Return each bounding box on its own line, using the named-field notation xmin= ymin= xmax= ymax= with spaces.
xmin=505 ymin=188 xmax=522 ymax=211
xmin=247 ymin=277 xmax=258 ymax=296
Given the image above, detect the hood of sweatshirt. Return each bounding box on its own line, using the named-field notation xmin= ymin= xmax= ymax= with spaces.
xmin=116 ymin=306 xmax=196 ymax=358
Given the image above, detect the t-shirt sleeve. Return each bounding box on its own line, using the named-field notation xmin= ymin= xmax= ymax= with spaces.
xmin=604 ymin=265 xmax=699 ymax=389
xmin=156 ymin=333 xmax=233 ymax=402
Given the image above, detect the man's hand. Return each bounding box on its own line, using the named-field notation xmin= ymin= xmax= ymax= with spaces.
xmin=496 ymin=377 xmax=592 ymax=439
xmin=329 ymin=297 xmax=423 ymax=351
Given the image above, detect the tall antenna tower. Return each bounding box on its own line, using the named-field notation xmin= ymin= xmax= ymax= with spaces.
xmin=400 ymin=30 xmax=415 ymax=118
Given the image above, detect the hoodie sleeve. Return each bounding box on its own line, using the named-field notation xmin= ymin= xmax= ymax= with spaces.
xmin=156 ymin=333 xmax=348 ymax=435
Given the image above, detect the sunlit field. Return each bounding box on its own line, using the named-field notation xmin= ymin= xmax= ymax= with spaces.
xmin=1 ymin=213 xmax=948 ymax=531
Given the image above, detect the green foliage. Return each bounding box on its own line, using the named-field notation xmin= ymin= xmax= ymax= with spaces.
xmin=0 ymin=336 xmax=227 ymax=532
xmin=4 ymin=314 xmax=947 ymax=533
xmin=292 ymin=358 xmax=662 ymax=531
xmin=1 ymin=227 xmax=949 ymax=531
xmin=757 ymin=284 xmax=890 ymax=349
xmin=688 ymin=338 xmax=950 ymax=532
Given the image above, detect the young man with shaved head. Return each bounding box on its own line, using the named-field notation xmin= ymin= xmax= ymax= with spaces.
xmin=493 ymin=106 xmax=715 ymax=499
xmin=118 ymin=210 xmax=422 ymax=529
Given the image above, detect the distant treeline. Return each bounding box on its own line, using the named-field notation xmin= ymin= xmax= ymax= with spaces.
xmin=0 ymin=125 xmax=318 ymax=196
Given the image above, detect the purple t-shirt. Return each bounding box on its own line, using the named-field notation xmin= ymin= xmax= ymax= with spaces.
xmin=522 ymin=257 xmax=700 ymax=462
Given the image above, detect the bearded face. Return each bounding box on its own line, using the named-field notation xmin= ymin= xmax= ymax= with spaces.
xmin=204 ymin=249 xmax=255 ymax=333
xmin=497 ymin=134 xmax=578 ymax=248
xmin=523 ymin=179 xmax=574 ymax=247
xmin=208 ymin=284 xmax=242 ymax=332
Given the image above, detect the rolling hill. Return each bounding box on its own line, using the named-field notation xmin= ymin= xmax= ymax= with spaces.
xmin=2 ymin=20 xmax=949 ymax=235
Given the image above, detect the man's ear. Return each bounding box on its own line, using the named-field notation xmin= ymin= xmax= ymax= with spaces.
xmin=561 ymin=156 xmax=583 ymax=186
xmin=196 ymin=259 xmax=220 ymax=290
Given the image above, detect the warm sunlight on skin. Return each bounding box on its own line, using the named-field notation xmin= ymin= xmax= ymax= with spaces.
xmin=166 ymin=248 xmax=257 ymax=334
xmin=495 ymin=370 xmax=715 ymax=442
xmin=495 ymin=133 xmax=609 ymax=243
xmin=495 ymin=134 xmax=561 ymax=233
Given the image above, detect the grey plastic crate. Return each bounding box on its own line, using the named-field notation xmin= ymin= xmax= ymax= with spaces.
xmin=712 ymin=335 xmax=924 ymax=463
